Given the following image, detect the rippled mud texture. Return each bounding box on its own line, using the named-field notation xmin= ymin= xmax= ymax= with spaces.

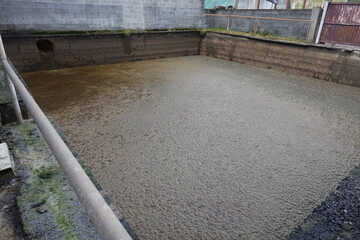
xmin=22 ymin=56 xmax=360 ymax=240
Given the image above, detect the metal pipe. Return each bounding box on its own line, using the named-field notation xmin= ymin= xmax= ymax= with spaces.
xmin=316 ymin=1 xmax=330 ymax=44
xmin=5 ymin=73 xmax=23 ymax=123
xmin=1 ymin=59 xmax=132 ymax=240
xmin=0 ymin=36 xmax=23 ymax=123
xmin=227 ymin=13 xmax=231 ymax=31
xmin=204 ymin=13 xmax=313 ymax=22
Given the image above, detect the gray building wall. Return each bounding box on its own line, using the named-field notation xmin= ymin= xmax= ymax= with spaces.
xmin=206 ymin=9 xmax=312 ymax=39
xmin=0 ymin=0 xmax=205 ymax=32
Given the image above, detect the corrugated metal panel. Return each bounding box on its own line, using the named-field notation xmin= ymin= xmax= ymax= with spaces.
xmin=205 ymin=0 xmax=345 ymax=10
xmin=205 ymin=0 xmax=236 ymax=9
xmin=320 ymin=3 xmax=360 ymax=46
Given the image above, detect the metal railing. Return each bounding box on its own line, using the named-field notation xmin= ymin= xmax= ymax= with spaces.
xmin=0 ymin=35 xmax=132 ymax=240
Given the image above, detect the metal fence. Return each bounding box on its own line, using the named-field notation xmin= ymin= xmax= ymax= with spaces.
xmin=318 ymin=2 xmax=360 ymax=46
xmin=0 ymin=35 xmax=132 ymax=240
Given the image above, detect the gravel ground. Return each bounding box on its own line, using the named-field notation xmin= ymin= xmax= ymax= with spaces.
xmin=22 ymin=56 xmax=360 ymax=240
xmin=288 ymin=165 xmax=360 ymax=240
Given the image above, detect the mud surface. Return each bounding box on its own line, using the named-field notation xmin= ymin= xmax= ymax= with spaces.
xmin=22 ymin=56 xmax=360 ymax=239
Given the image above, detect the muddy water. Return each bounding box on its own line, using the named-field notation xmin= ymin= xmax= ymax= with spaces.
xmin=22 ymin=56 xmax=360 ymax=240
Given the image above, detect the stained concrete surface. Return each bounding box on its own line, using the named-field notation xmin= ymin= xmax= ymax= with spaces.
xmin=0 ymin=170 xmax=24 ymax=240
xmin=21 ymin=56 xmax=360 ymax=239
xmin=1 ymin=121 xmax=102 ymax=240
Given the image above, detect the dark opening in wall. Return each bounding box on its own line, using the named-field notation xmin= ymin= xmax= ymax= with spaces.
xmin=36 ymin=39 xmax=54 ymax=52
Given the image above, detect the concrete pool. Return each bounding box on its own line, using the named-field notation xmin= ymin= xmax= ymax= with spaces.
xmin=22 ymin=56 xmax=360 ymax=239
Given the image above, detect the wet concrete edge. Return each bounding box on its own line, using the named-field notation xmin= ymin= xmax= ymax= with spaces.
xmin=0 ymin=169 xmax=27 ymax=239
xmin=51 ymin=119 xmax=140 ymax=240
xmin=1 ymin=120 xmax=139 ymax=240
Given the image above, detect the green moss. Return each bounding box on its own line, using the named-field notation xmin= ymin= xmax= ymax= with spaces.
xmin=27 ymin=163 xmax=80 ymax=239
xmin=28 ymin=28 xmax=306 ymax=43
xmin=29 ymin=28 xmax=202 ymax=36
xmin=11 ymin=121 xmax=83 ymax=239
xmin=122 ymin=29 xmax=133 ymax=36
xmin=31 ymin=30 xmax=116 ymax=35
xmin=16 ymin=121 xmax=39 ymax=148
xmin=197 ymin=28 xmax=207 ymax=37
xmin=56 ymin=214 xmax=79 ymax=239
xmin=32 ymin=162 xmax=59 ymax=179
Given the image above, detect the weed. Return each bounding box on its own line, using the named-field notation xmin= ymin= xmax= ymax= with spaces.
xmin=122 ymin=29 xmax=133 ymax=36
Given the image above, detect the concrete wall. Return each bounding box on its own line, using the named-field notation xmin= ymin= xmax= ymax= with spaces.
xmin=2 ymin=31 xmax=201 ymax=73
xmin=0 ymin=0 xmax=204 ymax=32
xmin=3 ymin=31 xmax=360 ymax=87
xmin=206 ymin=9 xmax=312 ymax=39
xmin=200 ymin=32 xmax=360 ymax=87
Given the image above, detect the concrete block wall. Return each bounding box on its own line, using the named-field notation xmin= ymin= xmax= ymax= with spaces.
xmin=0 ymin=0 xmax=204 ymax=32
xmin=206 ymin=9 xmax=312 ymax=39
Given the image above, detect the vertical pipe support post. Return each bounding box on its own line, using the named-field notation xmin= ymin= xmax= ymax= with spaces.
xmin=315 ymin=1 xmax=330 ymax=44
xmin=227 ymin=11 xmax=231 ymax=31
xmin=0 ymin=35 xmax=23 ymax=124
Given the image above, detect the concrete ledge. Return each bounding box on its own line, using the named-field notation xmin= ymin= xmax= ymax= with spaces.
xmin=200 ymin=32 xmax=360 ymax=87
xmin=0 ymin=143 xmax=13 ymax=172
